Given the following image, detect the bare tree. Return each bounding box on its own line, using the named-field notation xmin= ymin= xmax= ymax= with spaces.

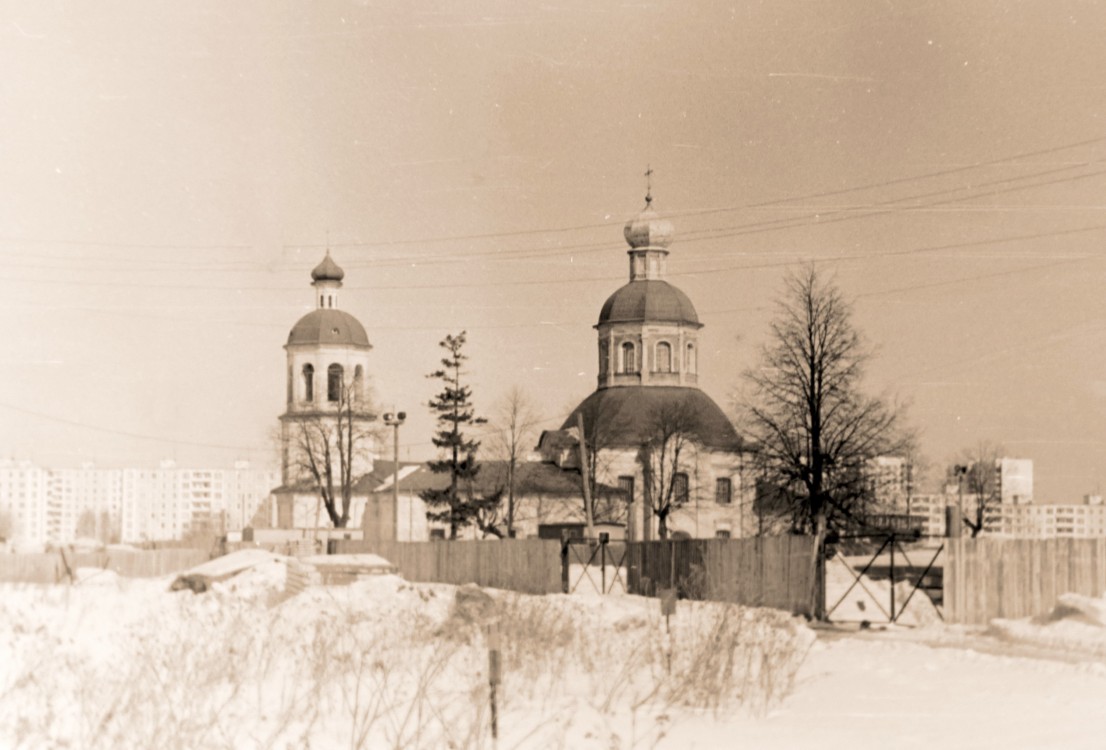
xmin=636 ymin=396 xmax=700 ymax=540
xmin=488 ymin=386 xmax=540 ymax=537
xmin=743 ymin=265 xmax=912 ymax=616
xmin=950 ymin=441 xmax=1003 ymax=538
xmin=570 ymin=394 xmax=634 ymax=526
xmin=290 ymin=379 xmax=376 ymax=528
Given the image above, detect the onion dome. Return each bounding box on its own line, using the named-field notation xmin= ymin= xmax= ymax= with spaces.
xmin=623 ymin=198 xmax=675 ymax=250
xmin=311 ymin=251 xmax=345 ymax=283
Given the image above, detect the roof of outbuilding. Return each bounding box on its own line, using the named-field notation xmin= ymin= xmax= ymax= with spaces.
xmin=597 ymin=280 xmax=701 ymax=328
xmin=561 ymin=386 xmax=746 ymax=452
xmin=287 ymin=309 xmax=371 ymax=348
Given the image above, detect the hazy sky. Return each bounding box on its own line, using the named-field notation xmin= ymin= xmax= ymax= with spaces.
xmin=1 ymin=1 xmax=1104 ymax=501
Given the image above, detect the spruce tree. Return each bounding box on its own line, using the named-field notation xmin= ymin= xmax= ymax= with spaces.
xmin=421 ymin=331 xmax=498 ymax=539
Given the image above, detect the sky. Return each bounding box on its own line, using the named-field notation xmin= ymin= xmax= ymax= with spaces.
xmin=0 ymin=0 xmax=1104 ymax=501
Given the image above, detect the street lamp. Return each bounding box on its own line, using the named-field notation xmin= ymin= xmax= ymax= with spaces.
xmin=382 ymin=411 xmax=406 ymax=539
xmin=953 ymin=464 xmax=969 ymax=537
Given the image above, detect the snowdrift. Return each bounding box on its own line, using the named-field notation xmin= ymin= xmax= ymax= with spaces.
xmin=989 ymin=591 xmax=1106 ymax=659
xmin=0 ymin=562 xmax=814 ymax=749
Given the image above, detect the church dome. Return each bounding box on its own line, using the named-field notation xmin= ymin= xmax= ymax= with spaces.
xmin=311 ymin=252 xmax=345 ymax=282
xmin=623 ymin=201 xmax=674 ymax=250
xmin=598 ymin=280 xmax=700 ymax=327
xmin=287 ymin=309 xmax=370 ymax=348
xmin=562 ymin=386 xmax=744 ymax=451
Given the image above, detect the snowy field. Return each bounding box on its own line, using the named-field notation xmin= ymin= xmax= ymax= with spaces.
xmin=2 ymin=554 xmax=1105 ymax=749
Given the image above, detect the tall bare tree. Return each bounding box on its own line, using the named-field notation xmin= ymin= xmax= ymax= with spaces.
xmin=744 ymin=265 xmax=911 ymax=615
xmin=488 ymin=386 xmax=540 ymax=538
xmin=291 ymin=379 xmax=376 ymax=528
xmin=636 ymin=396 xmax=701 ymax=540
xmin=949 ymin=441 xmax=1003 ymax=538
xmin=569 ymin=394 xmax=634 ymax=526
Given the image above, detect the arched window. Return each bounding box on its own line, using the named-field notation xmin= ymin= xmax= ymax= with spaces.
xmin=353 ymin=365 xmax=364 ymax=402
xmin=686 ymin=343 xmax=697 ymax=374
xmin=621 ymin=342 xmax=637 ymax=374
xmin=302 ymin=364 xmax=314 ymax=402
xmin=327 ymin=364 xmax=343 ymax=402
xmin=656 ymin=342 xmax=672 ymax=373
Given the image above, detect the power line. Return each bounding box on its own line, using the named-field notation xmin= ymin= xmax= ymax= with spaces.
xmin=0 ymin=400 xmax=265 ymax=452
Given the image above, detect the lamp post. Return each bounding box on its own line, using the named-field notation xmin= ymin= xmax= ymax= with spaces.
xmin=382 ymin=411 xmax=406 ymax=539
xmin=954 ymin=464 xmax=969 ymax=536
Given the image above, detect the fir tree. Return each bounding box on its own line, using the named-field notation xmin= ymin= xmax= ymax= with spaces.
xmin=421 ymin=331 xmax=499 ymax=539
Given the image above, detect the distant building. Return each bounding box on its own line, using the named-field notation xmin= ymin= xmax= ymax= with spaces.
xmin=996 ymin=457 xmax=1033 ymax=505
xmin=0 ymin=458 xmax=277 ymax=548
xmin=0 ymin=460 xmax=50 ymax=549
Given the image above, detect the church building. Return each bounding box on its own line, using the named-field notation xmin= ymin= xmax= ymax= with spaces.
xmin=539 ymin=189 xmax=755 ymax=540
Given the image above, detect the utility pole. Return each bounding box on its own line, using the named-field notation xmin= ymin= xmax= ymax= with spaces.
xmin=575 ymin=412 xmax=595 ymax=539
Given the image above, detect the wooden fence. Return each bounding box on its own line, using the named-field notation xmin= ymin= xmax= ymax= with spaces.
xmin=0 ymin=548 xmax=210 ymax=584
xmin=333 ymin=538 xmax=563 ymax=594
xmin=944 ymin=538 xmax=1106 ymax=625
xmin=627 ymin=536 xmax=818 ymax=616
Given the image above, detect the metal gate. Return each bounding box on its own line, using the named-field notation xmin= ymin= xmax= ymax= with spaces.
xmin=825 ymin=529 xmax=944 ymax=625
xmin=560 ymin=534 xmax=628 ymax=594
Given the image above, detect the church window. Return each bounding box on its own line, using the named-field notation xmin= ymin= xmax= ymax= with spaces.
xmin=302 ymin=364 xmax=314 ymax=402
xmin=656 ymin=342 xmax=672 ymax=373
xmin=621 ymin=342 xmax=637 ymax=374
xmin=686 ymin=343 xmax=697 ymax=374
xmin=618 ymin=475 xmax=635 ymax=503
xmin=327 ymin=364 xmax=343 ymax=402
xmin=673 ymin=472 xmax=689 ymax=505
xmin=716 ymin=478 xmax=732 ymax=505
xmin=353 ymin=365 xmax=364 ymax=402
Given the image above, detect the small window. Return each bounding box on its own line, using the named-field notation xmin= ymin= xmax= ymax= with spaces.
xmin=621 ymin=342 xmax=637 ymax=374
xmin=716 ymin=478 xmax=732 ymax=505
xmin=673 ymin=472 xmax=689 ymax=505
xmin=429 ymin=528 xmax=446 ymax=541
xmin=656 ymin=342 xmax=672 ymax=373
xmin=327 ymin=364 xmax=343 ymax=402
xmin=302 ymin=364 xmax=314 ymax=402
xmin=715 ymin=529 xmax=731 ymax=539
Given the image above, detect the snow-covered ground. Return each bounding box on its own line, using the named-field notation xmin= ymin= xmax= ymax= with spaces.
xmin=1 ymin=553 xmax=1105 ymax=749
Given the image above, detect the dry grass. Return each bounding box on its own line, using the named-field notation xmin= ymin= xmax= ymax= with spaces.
xmin=0 ymin=573 xmax=813 ymax=749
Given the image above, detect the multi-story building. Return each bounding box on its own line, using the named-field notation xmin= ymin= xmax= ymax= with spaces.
xmin=996 ymin=457 xmax=1033 ymax=505
xmin=0 ymin=459 xmax=51 ymax=550
xmin=48 ymin=463 xmax=124 ymax=543
xmin=121 ymin=460 xmax=279 ymax=543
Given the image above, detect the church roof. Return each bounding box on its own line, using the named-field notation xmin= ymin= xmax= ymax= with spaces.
xmin=598 ymin=280 xmax=701 ymax=327
xmin=287 ymin=309 xmax=370 ymax=348
xmin=561 ymin=386 xmax=746 ymax=452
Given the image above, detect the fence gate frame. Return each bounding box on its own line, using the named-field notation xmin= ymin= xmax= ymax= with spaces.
xmin=824 ymin=529 xmax=944 ymax=625
xmin=560 ymin=532 xmax=627 ymax=594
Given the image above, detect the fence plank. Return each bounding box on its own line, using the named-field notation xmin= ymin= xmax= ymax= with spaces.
xmin=945 ymin=537 xmax=1106 ymax=625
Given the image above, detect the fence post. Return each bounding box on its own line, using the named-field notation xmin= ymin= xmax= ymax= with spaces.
xmin=560 ymin=530 xmax=571 ymax=594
